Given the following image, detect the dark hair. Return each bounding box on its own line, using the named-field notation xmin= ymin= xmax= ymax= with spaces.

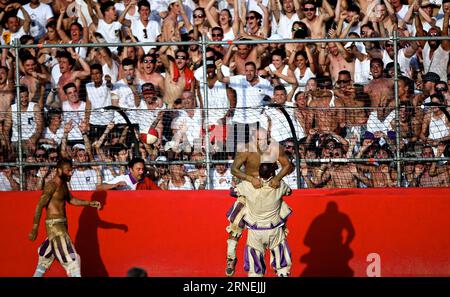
xmin=126 ymin=267 xmax=148 ymax=277
xmin=70 ymin=21 xmax=83 ymax=32
xmin=128 ymin=157 xmax=145 ymax=169
xmin=274 ymin=85 xmax=287 ymax=93
xmin=46 ymin=20 xmax=56 ymax=29
xmin=100 ymin=1 xmax=115 ymax=15
xmin=57 ymin=50 xmax=76 ymax=66
xmin=244 ymin=61 xmax=257 ymax=69
xmin=57 ymin=158 xmax=72 ymax=169
xmin=259 ymin=163 xmax=277 ymax=179
xmin=271 ymin=48 xmax=286 ymax=60
xmin=220 ymin=9 xmax=233 ymax=26
xmin=63 ymin=82 xmax=77 ymax=94
xmin=338 ymin=70 xmax=351 ymax=77
xmin=122 ymin=58 xmax=135 ymax=68
xmin=211 ymin=26 xmax=224 ymax=35
xmin=138 ymin=0 xmax=150 ymax=11
xmin=295 ymin=50 xmax=308 ymax=65
xmin=19 ymin=85 xmax=28 ymax=94
xmin=370 ymin=57 xmax=384 ymax=68
xmin=347 ymin=3 xmax=361 ymax=14
xmin=90 ymin=63 xmax=103 ymax=73
xmin=19 ymin=35 xmax=34 ymax=45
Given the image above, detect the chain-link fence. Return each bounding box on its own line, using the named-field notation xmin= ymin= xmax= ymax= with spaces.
xmin=0 ymin=36 xmax=449 ymax=190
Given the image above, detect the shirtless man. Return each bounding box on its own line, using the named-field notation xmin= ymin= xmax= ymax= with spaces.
xmin=222 ymin=42 xmax=266 ymax=75
xmin=364 ymin=58 xmax=395 ymax=133
xmin=20 ymin=56 xmax=49 ymax=109
xmin=319 ymin=41 xmax=355 ymax=83
xmin=301 ymin=0 xmax=334 ymax=39
xmin=225 ymin=126 xmax=293 ymax=276
xmin=308 ymin=77 xmax=345 ymax=134
xmin=334 ymin=71 xmax=369 ymax=140
xmin=415 ymin=145 xmax=449 ymax=188
xmin=159 ymin=47 xmax=194 ymax=108
xmin=317 ymin=145 xmax=372 ymax=188
xmin=28 ymin=158 xmax=101 ymax=277
xmin=0 ymin=66 xmax=13 ymax=153
xmin=137 ymin=53 xmax=165 ymax=97
xmin=56 ymin=51 xmax=91 ymax=103
xmin=161 ymin=0 xmax=182 ymax=51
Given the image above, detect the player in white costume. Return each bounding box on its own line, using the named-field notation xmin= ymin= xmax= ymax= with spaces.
xmin=236 ymin=162 xmax=292 ymax=277
xmin=226 ymin=126 xmax=293 ymax=276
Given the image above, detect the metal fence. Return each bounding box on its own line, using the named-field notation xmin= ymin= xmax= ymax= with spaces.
xmin=0 ymin=34 xmax=449 ymax=190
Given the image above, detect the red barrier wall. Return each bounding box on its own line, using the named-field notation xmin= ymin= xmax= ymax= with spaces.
xmin=1 ymin=188 xmax=449 ymax=277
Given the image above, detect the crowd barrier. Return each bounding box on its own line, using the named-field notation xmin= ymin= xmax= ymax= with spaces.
xmin=1 ymin=188 xmax=449 ymax=277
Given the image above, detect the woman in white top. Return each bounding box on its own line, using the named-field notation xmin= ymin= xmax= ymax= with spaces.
xmin=264 ymin=48 xmax=297 ymax=95
xmin=420 ymin=94 xmax=450 ymax=146
xmin=288 ymin=47 xmax=316 ymax=93
xmin=160 ymin=164 xmax=194 ymax=190
xmin=205 ymin=0 xmax=239 ymax=42
xmin=56 ymin=7 xmax=89 ymax=59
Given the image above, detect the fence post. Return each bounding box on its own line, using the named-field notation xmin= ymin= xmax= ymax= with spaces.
xmin=201 ymin=34 xmax=211 ymax=189
xmin=393 ymin=30 xmax=402 ymax=187
xmin=13 ymin=39 xmax=24 ymax=190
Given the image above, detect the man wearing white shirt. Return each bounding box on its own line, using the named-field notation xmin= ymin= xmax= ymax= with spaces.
xmin=97 ymin=157 xmax=146 ymax=190
xmin=17 ymin=0 xmax=54 ymax=42
xmin=217 ymin=60 xmax=272 ymax=122
xmin=217 ymin=60 xmax=273 ymax=147
xmin=194 ymin=57 xmax=233 ymax=127
xmin=69 ymin=144 xmax=102 ymax=191
xmin=85 ymin=64 xmax=114 ymax=140
xmin=262 ymin=85 xmax=305 ymax=143
xmin=0 ymin=3 xmax=31 ymax=45
xmin=111 ymin=58 xmax=145 ymax=127
xmin=210 ymin=162 xmax=233 ymax=190
xmin=93 ymin=1 xmax=123 ymax=55
xmin=119 ymin=0 xmax=161 ymax=54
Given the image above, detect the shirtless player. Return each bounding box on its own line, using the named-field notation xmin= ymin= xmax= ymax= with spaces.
xmin=225 ymin=126 xmax=293 ymax=276
xmin=28 ymin=158 xmax=101 ymax=277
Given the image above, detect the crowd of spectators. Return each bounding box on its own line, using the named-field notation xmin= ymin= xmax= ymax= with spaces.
xmin=0 ymin=0 xmax=449 ymax=190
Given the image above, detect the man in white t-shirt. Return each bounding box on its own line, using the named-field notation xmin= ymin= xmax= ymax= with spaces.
xmin=97 ymin=157 xmax=146 ymax=190
xmin=111 ymin=58 xmax=145 ymax=126
xmin=17 ymin=0 xmax=54 ymax=42
xmin=217 ymin=60 xmax=273 ymax=147
xmin=217 ymin=60 xmax=273 ymax=125
xmin=1 ymin=3 xmax=31 ymax=45
xmin=119 ymin=0 xmax=161 ymax=54
xmin=210 ymin=162 xmax=233 ymax=190
xmin=85 ymin=64 xmax=114 ymax=140
xmin=70 ymin=144 xmax=102 ymax=191
xmin=92 ymin=1 xmax=123 ymax=55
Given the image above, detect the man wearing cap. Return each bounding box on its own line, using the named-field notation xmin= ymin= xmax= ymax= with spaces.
xmin=415 ymin=7 xmax=450 ymax=82
xmin=138 ymin=82 xmax=164 ymax=148
xmin=138 ymin=53 xmax=165 ymax=96
xmin=416 ymin=0 xmax=441 ymax=32
xmin=69 ymin=143 xmax=103 ymax=191
xmin=161 ymin=0 xmax=182 ymax=51
xmin=195 ymin=56 xmax=234 ymax=135
xmin=414 ymin=71 xmax=441 ymax=118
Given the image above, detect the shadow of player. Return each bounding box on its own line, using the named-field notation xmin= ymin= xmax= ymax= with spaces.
xmin=300 ymin=201 xmax=355 ymax=276
xmin=75 ymin=191 xmax=128 ymax=276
